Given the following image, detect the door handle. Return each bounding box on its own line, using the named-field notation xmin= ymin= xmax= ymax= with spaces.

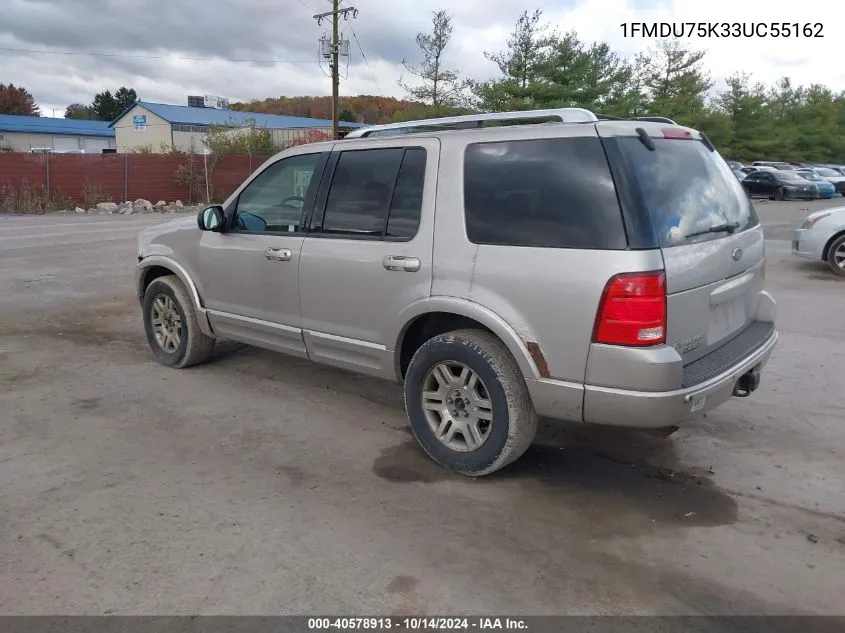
xmin=383 ymin=255 xmax=421 ymax=272
xmin=265 ymin=247 xmax=292 ymax=261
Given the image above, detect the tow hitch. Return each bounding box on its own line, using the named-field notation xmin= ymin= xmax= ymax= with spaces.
xmin=733 ymin=366 xmax=761 ymax=398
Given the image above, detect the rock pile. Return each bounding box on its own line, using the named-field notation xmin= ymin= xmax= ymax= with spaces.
xmin=65 ymin=199 xmax=200 ymax=216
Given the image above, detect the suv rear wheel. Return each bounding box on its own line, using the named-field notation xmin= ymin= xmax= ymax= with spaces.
xmin=142 ymin=274 xmax=215 ymax=368
xmin=404 ymin=329 xmax=538 ymax=476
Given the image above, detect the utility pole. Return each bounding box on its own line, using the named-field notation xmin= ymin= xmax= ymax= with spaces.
xmin=314 ymin=0 xmax=356 ymax=139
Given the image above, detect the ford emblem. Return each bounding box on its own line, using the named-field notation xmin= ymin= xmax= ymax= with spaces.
xmin=732 ymin=248 xmax=743 ymax=261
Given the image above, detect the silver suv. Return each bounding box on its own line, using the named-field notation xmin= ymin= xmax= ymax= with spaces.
xmin=136 ymin=108 xmax=778 ymax=476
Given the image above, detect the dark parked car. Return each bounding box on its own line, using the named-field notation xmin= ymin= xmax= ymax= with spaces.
xmin=742 ymin=170 xmax=817 ymax=200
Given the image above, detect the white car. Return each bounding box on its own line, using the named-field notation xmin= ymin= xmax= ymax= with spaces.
xmin=792 ymin=206 xmax=845 ymax=276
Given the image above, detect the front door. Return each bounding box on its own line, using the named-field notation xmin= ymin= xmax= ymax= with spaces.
xmin=200 ymin=150 xmax=328 ymax=358
xmin=298 ymin=138 xmax=439 ymax=379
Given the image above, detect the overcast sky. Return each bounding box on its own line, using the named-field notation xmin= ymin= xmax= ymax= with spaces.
xmin=2 ymin=0 xmax=841 ymax=117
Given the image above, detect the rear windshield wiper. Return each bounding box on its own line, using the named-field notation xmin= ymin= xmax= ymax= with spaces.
xmin=685 ymin=221 xmax=740 ymax=239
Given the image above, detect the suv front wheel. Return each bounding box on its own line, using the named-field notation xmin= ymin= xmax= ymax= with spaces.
xmin=142 ymin=274 xmax=215 ymax=368
xmin=404 ymin=329 xmax=538 ymax=476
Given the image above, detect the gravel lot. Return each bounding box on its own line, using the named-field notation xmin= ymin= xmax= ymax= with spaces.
xmin=1 ymin=199 xmax=844 ymax=616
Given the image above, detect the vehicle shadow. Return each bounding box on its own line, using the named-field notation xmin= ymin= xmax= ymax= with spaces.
xmin=210 ymin=342 xmax=735 ymax=532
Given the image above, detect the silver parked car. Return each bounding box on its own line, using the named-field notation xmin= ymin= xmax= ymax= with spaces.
xmin=136 ymin=108 xmax=779 ymax=476
xmin=792 ymin=205 xmax=845 ymax=276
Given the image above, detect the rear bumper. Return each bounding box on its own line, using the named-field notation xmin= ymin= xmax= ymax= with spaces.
xmin=581 ymin=326 xmax=778 ymax=428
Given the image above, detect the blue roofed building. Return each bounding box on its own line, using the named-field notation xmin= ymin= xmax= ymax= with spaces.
xmin=110 ymin=98 xmax=367 ymax=153
xmin=0 ymin=114 xmax=116 ymax=153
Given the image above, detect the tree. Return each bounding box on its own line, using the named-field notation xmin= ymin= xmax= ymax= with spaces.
xmin=91 ymin=86 xmax=137 ymax=121
xmin=712 ymin=73 xmax=775 ymax=160
xmin=641 ymin=39 xmax=713 ymax=123
xmin=473 ymin=10 xmax=556 ymax=111
xmin=530 ymin=31 xmax=594 ymax=108
xmin=0 ymin=84 xmax=41 ymax=116
xmin=65 ymin=103 xmax=97 ymax=119
xmin=338 ymin=108 xmax=357 ymax=123
xmin=399 ymin=10 xmax=469 ymax=115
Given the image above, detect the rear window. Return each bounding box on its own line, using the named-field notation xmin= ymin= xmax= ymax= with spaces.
xmin=463 ymin=137 xmax=627 ymax=250
xmin=615 ymin=137 xmax=758 ymax=248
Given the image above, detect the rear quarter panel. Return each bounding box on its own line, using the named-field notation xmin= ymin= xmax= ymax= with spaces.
xmin=431 ymin=128 xmax=665 ymax=387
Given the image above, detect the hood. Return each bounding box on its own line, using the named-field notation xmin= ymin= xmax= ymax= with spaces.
xmin=801 ymin=206 xmax=845 ymax=227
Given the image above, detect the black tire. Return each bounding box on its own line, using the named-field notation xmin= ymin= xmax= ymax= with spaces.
xmin=404 ymin=328 xmax=538 ymax=477
xmin=142 ymin=274 xmax=215 ymax=368
xmin=826 ymin=234 xmax=845 ymax=277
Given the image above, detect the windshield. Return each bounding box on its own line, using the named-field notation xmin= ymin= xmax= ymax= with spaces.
xmin=816 ymin=168 xmax=840 ymax=177
xmin=615 ymin=138 xmax=758 ymax=248
xmin=798 ymin=172 xmax=821 ymax=181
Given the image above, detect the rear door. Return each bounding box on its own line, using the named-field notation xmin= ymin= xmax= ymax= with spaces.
xmin=601 ymin=123 xmax=766 ymax=364
xmin=298 ymin=137 xmax=438 ymax=379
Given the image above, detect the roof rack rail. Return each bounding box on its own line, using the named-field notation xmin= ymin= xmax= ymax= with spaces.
xmin=631 ymin=116 xmax=678 ymax=124
xmin=343 ymin=107 xmax=599 ymax=139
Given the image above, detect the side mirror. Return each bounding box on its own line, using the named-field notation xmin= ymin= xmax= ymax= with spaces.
xmin=198 ymin=205 xmax=225 ymax=232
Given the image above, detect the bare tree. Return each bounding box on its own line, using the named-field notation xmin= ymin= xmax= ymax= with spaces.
xmin=399 ymin=10 xmax=469 ymax=115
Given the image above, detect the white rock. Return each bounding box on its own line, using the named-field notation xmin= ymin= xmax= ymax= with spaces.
xmin=174 ymin=200 xmax=184 ymax=207
xmin=133 ymin=198 xmax=153 ymax=211
xmin=155 ymin=200 xmax=167 ymax=207
xmin=96 ymin=202 xmax=118 ymax=212
xmin=120 ymin=206 xmax=134 ymax=215
xmin=75 ymin=207 xmax=86 ymax=214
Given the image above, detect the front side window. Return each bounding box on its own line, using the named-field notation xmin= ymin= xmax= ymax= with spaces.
xmin=463 ymin=137 xmax=627 ymax=249
xmin=234 ymin=153 xmax=322 ymax=233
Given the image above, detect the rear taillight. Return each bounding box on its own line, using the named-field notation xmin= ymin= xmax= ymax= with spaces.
xmin=593 ymin=272 xmax=667 ymax=347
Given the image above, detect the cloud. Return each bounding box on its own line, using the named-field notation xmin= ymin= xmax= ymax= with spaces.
xmin=1 ymin=0 xmax=842 ymax=117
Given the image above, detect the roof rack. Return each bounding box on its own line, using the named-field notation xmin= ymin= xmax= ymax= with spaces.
xmin=596 ymin=114 xmax=678 ymax=124
xmin=343 ymin=108 xmax=599 ymax=139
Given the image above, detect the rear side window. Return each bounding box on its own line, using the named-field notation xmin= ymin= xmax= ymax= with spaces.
xmin=463 ymin=137 xmax=627 ymax=250
xmin=615 ymin=137 xmax=758 ymax=248
xmin=317 ymin=147 xmax=426 ymax=239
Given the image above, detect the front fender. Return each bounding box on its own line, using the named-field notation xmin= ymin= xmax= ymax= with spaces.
xmin=136 ymin=256 xmax=214 ymax=337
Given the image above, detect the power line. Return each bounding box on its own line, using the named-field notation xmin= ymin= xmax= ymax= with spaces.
xmin=0 ymin=46 xmax=320 ymax=64
xmin=349 ymin=25 xmax=383 ymax=96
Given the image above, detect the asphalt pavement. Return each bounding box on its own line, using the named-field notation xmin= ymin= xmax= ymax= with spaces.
xmin=0 ymin=200 xmax=843 ymax=616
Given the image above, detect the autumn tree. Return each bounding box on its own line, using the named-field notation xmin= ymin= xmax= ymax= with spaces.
xmin=0 ymin=84 xmax=41 ymax=116
xmin=399 ymin=10 xmax=469 ymax=116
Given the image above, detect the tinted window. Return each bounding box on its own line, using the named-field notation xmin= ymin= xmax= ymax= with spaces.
xmin=234 ymin=153 xmax=321 ymax=233
xmin=386 ymin=148 xmax=426 ymax=239
xmin=322 ymin=148 xmax=404 ymax=236
xmin=616 ymin=138 xmax=758 ymax=248
xmin=463 ymin=137 xmax=626 ymax=249
xmin=779 ymin=172 xmax=808 ymax=181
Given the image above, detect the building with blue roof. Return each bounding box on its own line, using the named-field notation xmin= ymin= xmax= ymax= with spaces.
xmin=111 ymin=99 xmax=366 ymax=153
xmin=0 ymin=114 xmax=116 ymax=153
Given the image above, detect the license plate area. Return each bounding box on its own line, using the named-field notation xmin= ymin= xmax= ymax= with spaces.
xmin=708 ymin=295 xmax=747 ymax=343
